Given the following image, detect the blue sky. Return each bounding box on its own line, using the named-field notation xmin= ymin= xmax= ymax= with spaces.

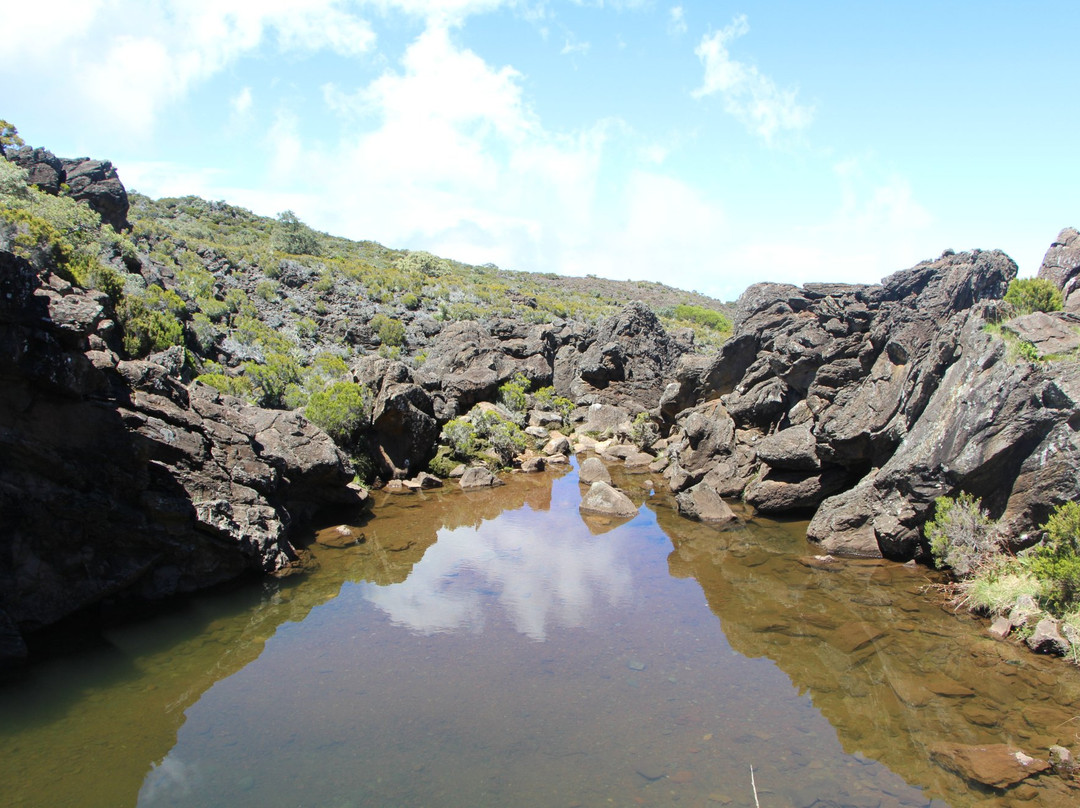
xmin=3 ymin=1 xmax=1077 ymax=301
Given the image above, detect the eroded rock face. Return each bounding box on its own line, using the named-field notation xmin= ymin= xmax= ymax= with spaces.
xmin=1037 ymin=227 xmax=1080 ymax=311
xmin=667 ymin=247 xmax=1068 ymax=558
xmin=6 ymin=148 xmax=130 ymax=231
xmin=0 ymin=250 xmax=355 ymax=662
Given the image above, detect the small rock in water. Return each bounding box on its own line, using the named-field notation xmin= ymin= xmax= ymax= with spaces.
xmin=634 ymin=764 xmax=666 ymax=782
xmin=627 ymin=659 xmax=646 ymax=671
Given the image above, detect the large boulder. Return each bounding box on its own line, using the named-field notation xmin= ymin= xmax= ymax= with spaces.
xmin=560 ymin=301 xmax=684 ymax=408
xmin=579 ymin=481 xmax=638 ymax=518
xmin=370 ymin=377 xmax=439 ymax=480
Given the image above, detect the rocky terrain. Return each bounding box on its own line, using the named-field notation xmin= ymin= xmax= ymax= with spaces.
xmin=3 ymin=138 xmax=1080 ymax=667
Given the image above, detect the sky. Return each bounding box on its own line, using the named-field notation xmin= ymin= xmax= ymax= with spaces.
xmin=3 ymin=1 xmax=1078 ymax=302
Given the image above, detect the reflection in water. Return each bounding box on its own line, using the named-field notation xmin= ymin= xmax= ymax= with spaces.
xmin=361 ymin=474 xmax=632 ymax=639
xmin=0 ymin=461 xmax=1078 ymax=807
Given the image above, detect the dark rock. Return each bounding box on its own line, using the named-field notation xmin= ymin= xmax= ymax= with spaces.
xmin=6 ymin=147 xmax=64 ymax=194
xmin=369 ymin=366 xmax=439 ymax=480
xmin=459 ymin=467 xmax=504 ymax=489
xmin=565 ymin=302 xmax=683 ymax=408
xmin=518 ymin=456 xmax=546 ymax=473
xmin=1037 ymin=227 xmax=1080 ymax=311
xmin=1002 ymin=311 xmax=1080 ymax=358
xmin=755 ymin=423 xmax=820 ymax=471
xmin=0 ymin=250 xmax=356 ymax=663
xmin=579 ymin=481 xmax=638 ymax=518
xmin=61 ymin=158 xmax=131 ymax=232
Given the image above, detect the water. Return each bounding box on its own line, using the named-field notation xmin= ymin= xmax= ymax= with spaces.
xmin=2 ymin=461 xmax=1080 ymax=807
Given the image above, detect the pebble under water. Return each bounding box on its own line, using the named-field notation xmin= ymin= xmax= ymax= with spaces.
xmin=2 ymin=461 xmax=1080 ymax=808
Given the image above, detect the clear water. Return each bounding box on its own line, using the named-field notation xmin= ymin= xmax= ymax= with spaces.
xmin=2 ymin=462 xmax=1080 ymax=808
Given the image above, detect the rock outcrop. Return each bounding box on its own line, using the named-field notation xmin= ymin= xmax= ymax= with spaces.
xmin=6 ymin=147 xmax=130 ymax=231
xmin=0 ymin=249 xmax=357 ymax=662
xmin=659 ymin=246 xmax=1080 ymax=559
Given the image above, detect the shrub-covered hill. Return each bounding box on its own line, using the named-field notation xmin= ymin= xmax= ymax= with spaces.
xmin=127 ymin=191 xmax=733 ymax=353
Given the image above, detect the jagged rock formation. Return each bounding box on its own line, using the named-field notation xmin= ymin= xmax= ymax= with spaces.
xmin=656 ymin=241 xmax=1080 ymax=560
xmin=6 ymin=146 xmax=130 ymax=231
xmin=0 ymin=249 xmax=358 ymax=662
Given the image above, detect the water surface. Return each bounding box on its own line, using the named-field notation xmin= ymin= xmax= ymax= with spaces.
xmin=2 ymin=462 xmax=1080 ymax=808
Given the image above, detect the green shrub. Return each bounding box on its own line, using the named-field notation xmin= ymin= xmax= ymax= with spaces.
xmin=533 ymin=386 xmax=574 ymax=423
xmin=117 ymin=286 xmax=187 ymax=357
xmin=244 ymin=353 xmax=302 ymax=408
xmin=1004 ymin=278 xmax=1063 ymax=315
xmin=925 ymin=492 xmax=999 ymax=577
xmin=401 ymin=292 xmax=420 ymax=310
xmin=1024 ymin=501 xmax=1080 ymax=615
xmin=473 ymin=409 xmax=527 ymax=465
xmin=669 ymin=303 xmax=732 ymax=333
xmin=272 ymin=210 xmax=320 ymax=256
xmin=498 ymin=372 xmax=530 ymax=413
xmin=370 ymin=313 xmax=405 ymax=347
xmin=304 ymin=381 xmax=370 ymax=444
xmin=196 ymin=372 xmax=253 ymax=398
xmin=255 ymin=279 xmax=279 ymax=301
xmin=442 ymin=418 xmax=477 ymax=460
xmin=958 ymin=554 xmax=1041 ymax=615
xmin=629 ymin=411 xmax=659 ymax=451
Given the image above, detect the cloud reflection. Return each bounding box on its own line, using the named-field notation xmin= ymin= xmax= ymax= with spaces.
xmin=359 ymin=504 xmax=633 ymax=641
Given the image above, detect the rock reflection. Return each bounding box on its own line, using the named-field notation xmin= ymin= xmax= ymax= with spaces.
xmin=651 ymin=495 xmax=1080 ymax=806
xmin=359 ymin=469 xmax=633 ymax=640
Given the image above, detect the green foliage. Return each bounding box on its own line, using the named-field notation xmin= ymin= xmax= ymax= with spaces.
xmin=473 ymin=409 xmax=528 ymax=466
xmin=0 ymin=119 xmax=24 ymax=151
xmin=296 ymin=317 xmax=318 ymax=339
xmin=117 ymin=286 xmax=187 ymax=357
xmin=925 ymin=492 xmax=998 ymax=578
xmin=304 ymin=381 xmax=371 ymax=444
xmin=401 ymin=292 xmax=420 ymax=310
xmin=195 ymin=372 xmax=253 ymax=398
xmin=1013 ymin=339 xmax=1040 ymax=363
xmin=370 ymin=312 xmax=405 ymax=346
xmin=244 ymin=353 xmax=302 ymax=408
xmin=668 ymin=304 xmax=732 ymax=333
xmin=533 ymin=386 xmax=574 ymax=424
xmin=255 ymin=279 xmax=279 ymax=301
xmin=442 ymin=418 xmax=477 ymax=461
xmin=1004 ymin=278 xmax=1063 ymax=315
xmin=629 ymin=411 xmax=659 ymax=451
xmin=958 ymin=555 xmax=1041 ymax=615
xmin=1024 ymin=501 xmax=1080 ymax=616
xmin=427 ymin=445 xmax=458 ymax=477
xmin=498 ymin=372 xmax=530 ymax=413
xmin=272 ymin=210 xmax=320 ymax=256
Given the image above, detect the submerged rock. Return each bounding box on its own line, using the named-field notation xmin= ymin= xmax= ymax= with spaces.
xmin=930 ymin=743 xmax=1049 ymax=789
xmin=578 ymin=456 xmax=612 ymax=485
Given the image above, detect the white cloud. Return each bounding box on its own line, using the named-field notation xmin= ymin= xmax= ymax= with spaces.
xmin=361 ymin=504 xmax=632 ymax=640
xmin=0 ymin=1 xmax=378 ymax=137
xmin=668 ymin=5 xmax=686 ymax=36
xmin=693 ymin=14 xmax=813 ymax=144
xmin=561 ymin=35 xmax=591 ymax=56
xmin=231 ymin=87 xmax=254 ymax=116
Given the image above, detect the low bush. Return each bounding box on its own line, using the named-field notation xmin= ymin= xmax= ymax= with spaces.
xmin=1004 ymin=278 xmax=1063 ymax=315
xmin=304 ymin=381 xmax=371 ymax=445
xmin=1025 ymin=501 xmax=1080 ymax=615
xmin=925 ymin=492 xmax=999 ymax=578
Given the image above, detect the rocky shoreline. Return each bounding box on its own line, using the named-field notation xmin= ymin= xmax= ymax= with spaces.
xmin=3 ymin=141 xmax=1080 ymax=668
